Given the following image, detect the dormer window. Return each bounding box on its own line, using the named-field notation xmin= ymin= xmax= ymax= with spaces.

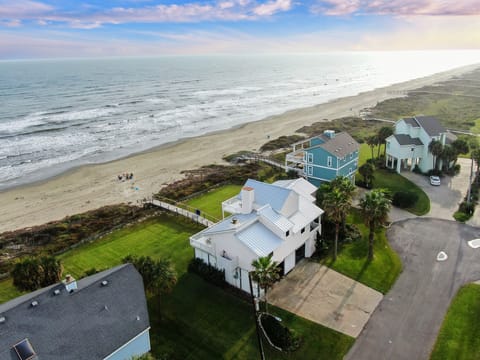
xmin=301 ymin=227 xmax=305 ymax=234
xmin=286 ymin=231 xmax=290 ymax=237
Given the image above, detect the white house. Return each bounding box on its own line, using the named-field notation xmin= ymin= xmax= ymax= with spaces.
xmin=189 ymin=178 xmax=323 ymax=294
xmin=385 ymin=115 xmax=456 ymax=173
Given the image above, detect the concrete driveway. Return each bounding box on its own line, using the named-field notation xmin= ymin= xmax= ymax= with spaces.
xmin=400 ymin=158 xmax=471 ymax=220
xmin=346 ymin=218 xmax=480 ymax=360
xmin=268 ymin=260 xmax=382 ymax=338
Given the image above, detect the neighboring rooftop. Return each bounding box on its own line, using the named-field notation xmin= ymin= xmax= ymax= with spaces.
xmin=0 ymin=264 xmax=149 ymax=360
xmin=314 ymin=132 xmax=359 ymax=158
xmin=393 ymin=134 xmax=424 ymax=146
xmin=410 ymin=115 xmax=446 ymax=137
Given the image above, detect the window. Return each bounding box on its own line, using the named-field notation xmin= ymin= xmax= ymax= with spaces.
xmin=307 ymin=153 xmax=313 ymax=163
xmin=286 ymin=231 xmax=290 ymax=237
xmin=350 ymin=153 xmax=353 ymax=159
xmin=387 ymin=142 xmax=390 ymax=149
xmin=327 ymin=156 xmax=333 ymax=167
xmin=301 ymin=227 xmax=305 ymax=234
xmin=349 ymin=168 xmax=352 ymax=174
xmin=307 ymin=165 xmax=313 ymax=176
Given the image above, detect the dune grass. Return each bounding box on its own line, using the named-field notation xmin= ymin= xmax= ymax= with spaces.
xmin=322 ymin=209 xmax=402 ymax=294
xmin=430 ymin=284 xmax=480 ymax=360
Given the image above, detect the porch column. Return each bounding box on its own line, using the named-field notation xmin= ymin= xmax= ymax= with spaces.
xmin=410 ymin=158 xmax=415 ymax=171
xmin=396 ymin=158 xmax=401 ymax=173
xmin=385 ymin=155 xmax=389 ymax=168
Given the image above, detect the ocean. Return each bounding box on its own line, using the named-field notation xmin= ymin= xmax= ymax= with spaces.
xmin=1 ymin=51 xmax=479 ymax=190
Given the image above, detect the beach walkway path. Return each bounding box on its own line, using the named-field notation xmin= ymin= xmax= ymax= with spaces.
xmin=149 ymin=199 xmax=216 ymax=227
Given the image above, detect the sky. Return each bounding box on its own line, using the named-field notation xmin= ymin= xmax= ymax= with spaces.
xmin=0 ymin=0 xmax=480 ymax=59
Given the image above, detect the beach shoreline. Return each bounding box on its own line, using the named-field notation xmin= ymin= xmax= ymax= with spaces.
xmin=1 ymin=63 xmax=478 ymax=233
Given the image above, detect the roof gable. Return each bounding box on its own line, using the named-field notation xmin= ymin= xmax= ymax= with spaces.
xmin=311 ymin=132 xmax=359 ymax=158
xmin=0 ymin=264 xmax=149 ymax=360
xmin=414 ymin=116 xmax=445 ymax=137
xmin=236 ymin=221 xmax=282 ymax=257
xmin=244 ymin=179 xmax=291 ymax=212
xmin=392 ymin=134 xmax=424 ymax=146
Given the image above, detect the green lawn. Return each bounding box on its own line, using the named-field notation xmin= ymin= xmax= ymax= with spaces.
xmin=184 ymin=184 xmax=242 ymax=220
xmin=430 ymin=284 xmax=480 ymax=360
xmin=1 ymin=214 xmax=354 ymax=359
xmin=358 ymin=143 xmax=430 ymax=216
xmin=58 ymin=215 xmax=203 ymax=278
xmin=321 ymin=209 xmax=402 ymax=294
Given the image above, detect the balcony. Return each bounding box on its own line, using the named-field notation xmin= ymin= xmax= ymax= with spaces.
xmin=222 ymin=196 xmax=242 ymax=216
xmin=190 ymin=234 xmax=215 ymax=255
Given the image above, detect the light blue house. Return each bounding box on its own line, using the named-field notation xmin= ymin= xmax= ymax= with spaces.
xmin=285 ymin=130 xmax=360 ymax=187
xmin=0 ymin=264 xmax=151 ymax=360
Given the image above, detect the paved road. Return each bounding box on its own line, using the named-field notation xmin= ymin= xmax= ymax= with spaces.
xmin=400 ymin=158 xmax=471 ymax=220
xmin=345 ymin=218 xmax=480 ymax=360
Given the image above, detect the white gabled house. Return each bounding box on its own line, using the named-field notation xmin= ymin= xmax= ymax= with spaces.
xmin=385 ymin=115 xmax=456 ymax=173
xmin=189 ymin=178 xmax=323 ymax=294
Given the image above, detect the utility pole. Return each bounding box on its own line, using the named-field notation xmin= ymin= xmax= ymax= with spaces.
xmin=248 ymin=272 xmax=265 ymax=360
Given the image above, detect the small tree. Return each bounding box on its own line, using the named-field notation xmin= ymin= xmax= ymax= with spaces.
xmin=359 ymin=162 xmax=375 ymax=188
xmin=11 ymin=256 xmax=62 ymax=292
xmin=322 ymin=189 xmax=350 ymax=260
xmin=366 ymin=135 xmax=378 ymax=160
xmin=360 ymin=189 xmax=391 ymax=261
xmin=123 ymin=255 xmax=177 ymax=295
xmin=377 ymin=126 xmax=394 ymax=158
xmin=251 ymin=254 xmax=280 ymax=314
xmin=429 ymin=140 xmax=443 ymax=171
xmin=330 ymin=175 xmax=356 ymax=231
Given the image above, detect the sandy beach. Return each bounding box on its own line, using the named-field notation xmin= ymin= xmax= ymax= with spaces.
xmin=0 ymin=63 xmax=478 ymax=233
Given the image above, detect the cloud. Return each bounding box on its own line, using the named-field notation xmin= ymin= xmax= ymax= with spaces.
xmin=253 ymin=0 xmax=292 ymax=16
xmin=0 ymin=19 xmax=22 ymax=27
xmin=0 ymin=0 xmax=53 ymax=18
xmin=0 ymin=0 xmax=293 ymax=29
xmin=312 ymin=0 xmax=480 ymax=16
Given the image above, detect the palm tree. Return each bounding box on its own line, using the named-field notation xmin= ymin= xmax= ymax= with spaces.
xmin=429 ymin=140 xmax=443 ymax=171
xmin=40 ymin=256 xmax=63 ymax=287
xmin=330 ymin=175 xmax=356 ymax=231
xmin=359 ymin=162 xmax=375 ymax=188
xmin=377 ymin=126 xmax=394 ymax=158
xmin=366 ymin=135 xmax=378 ymax=160
xmin=360 ymin=189 xmax=391 ymax=261
xmin=322 ymin=189 xmax=351 ymax=260
xmin=440 ymin=145 xmax=457 ymax=171
xmin=251 ymin=254 xmax=280 ymax=314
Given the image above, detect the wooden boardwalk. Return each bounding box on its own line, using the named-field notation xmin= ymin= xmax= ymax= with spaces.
xmin=149 ymin=199 xmax=216 ymax=227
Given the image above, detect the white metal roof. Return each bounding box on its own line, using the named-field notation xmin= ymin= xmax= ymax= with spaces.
xmin=273 ymin=178 xmax=317 ymax=202
xmin=258 ymin=205 xmax=293 ymax=232
xmin=236 ymin=221 xmax=283 ymax=257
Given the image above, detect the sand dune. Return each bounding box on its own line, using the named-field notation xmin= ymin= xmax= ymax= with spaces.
xmin=0 ymin=64 xmax=477 ymax=233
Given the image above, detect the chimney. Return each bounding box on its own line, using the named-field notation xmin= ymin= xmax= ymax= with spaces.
xmin=323 ymin=130 xmax=335 ymax=139
xmin=63 ymin=274 xmax=77 ymax=293
xmin=241 ymin=186 xmax=254 ymax=214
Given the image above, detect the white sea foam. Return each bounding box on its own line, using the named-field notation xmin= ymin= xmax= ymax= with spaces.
xmin=1 ymin=51 xmax=479 ymax=189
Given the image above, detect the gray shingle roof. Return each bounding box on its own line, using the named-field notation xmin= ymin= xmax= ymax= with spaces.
xmin=414 ymin=116 xmax=445 ymax=136
xmin=403 ymin=117 xmax=420 ymax=127
xmin=0 ymin=264 xmax=149 ymax=360
xmin=393 ymin=134 xmax=424 ymax=146
xmin=315 ymin=132 xmax=359 ymax=158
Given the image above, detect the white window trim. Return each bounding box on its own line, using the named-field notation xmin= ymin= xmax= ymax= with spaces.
xmin=307 ymin=165 xmax=313 ymax=176
xmin=307 ymin=153 xmax=313 ymax=163
xmin=327 ymin=156 xmax=333 ymax=167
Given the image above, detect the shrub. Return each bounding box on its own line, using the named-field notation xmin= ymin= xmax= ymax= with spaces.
xmin=459 ymin=201 xmax=475 ymax=215
xmin=260 ymin=313 xmax=300 ymax=352
xmin=188 ymin=258 xmax=225 ymax=287
xmin=392 ymin=191 xmax=419 ymax=209
xmin=342 ymin=224 xmax=362 ymax=243
xmin=11 ymin=256 xmax=63 ymax=292
xmin=454 ymin=211 xmax=471 ymax=222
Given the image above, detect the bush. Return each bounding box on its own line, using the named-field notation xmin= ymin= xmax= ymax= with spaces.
xmin=188 ymin=258 xmax=225 ymax=287
xmin=342 ymin=224 xmax=362 ymax=243
xmin=459 ymin=201 xmax=475 ymax=215
xmin=392 ymin=191 xmax=419 ymax=209
xmin=454 ymin=211 xmax=471 ymax=222
xmin=260 ymin=313 xmax=300 ymax=352
xmin=11 ymin=256 xmax=63 ymax=292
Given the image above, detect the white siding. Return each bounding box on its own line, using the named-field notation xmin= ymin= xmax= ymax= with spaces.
xmin=284 ymin=252 xmax=295 ymax=274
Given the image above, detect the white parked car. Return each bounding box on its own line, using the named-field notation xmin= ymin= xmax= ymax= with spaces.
xmin=430 ymin=175 xmax=441 ymax=186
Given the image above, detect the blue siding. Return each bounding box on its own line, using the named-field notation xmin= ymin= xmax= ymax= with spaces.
xmin=105 ymin=330 xmax=151 ymax=360
xmin=310 ymin=138 xmax=324 ymax=146
xmin=304 ymin=148 xmax=359 ymax=186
